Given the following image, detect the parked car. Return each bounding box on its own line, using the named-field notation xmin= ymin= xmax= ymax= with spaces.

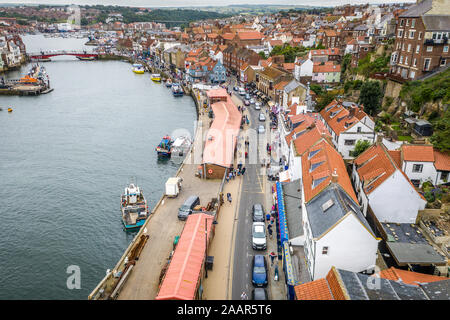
xmin=249 ymin=98 xmax=255 ymax=104
xmin=258 ymin=125 xmax=265 ymax=134
xmin=233 ymin=86 xmax=239 ymax=91
xmin=252 ymin=204 xmax=265 ymax=222
xmin=252 ymin=222 xmax=267 ymax=250
xmin=252 ymin=288 xmax=268 ymax=300
xmin=254 ymin=102 xmax=261 ymax=110
xmin=259 ymin=113 xmax=266 ymax=122
xmin=244 ymin=99 xmax=250 ymax=106
xmin=239 ymin=87 xmax=246 ymax=96
xmin=252 ymin=255 xmax=268 ymax=287
xmin=245 ymin=93 xmax=251 ymax=100
xmin=178 ymin=195 xmax=200 ymax=220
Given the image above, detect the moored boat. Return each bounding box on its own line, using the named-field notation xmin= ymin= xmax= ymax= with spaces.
xmin=120 ymin=182 xmax=149 ymax=230
xmin=165 ymin=79 xmax=172 ymax=87
xmin=171 ymin=83 xmax=184 ymax=96
xmin=132 ymin=63 xmax=145 ymax=74
xmin=76 ymin=56 xmax=96 ymax=61
xmin=156 ymin=135 xmax=173 ymax=158
xmin=151 ymin=73 xmax=161 ymax=82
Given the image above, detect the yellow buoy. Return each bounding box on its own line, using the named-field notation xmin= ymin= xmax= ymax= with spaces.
xmin=8 ymin=108 xmax=13 ymax=112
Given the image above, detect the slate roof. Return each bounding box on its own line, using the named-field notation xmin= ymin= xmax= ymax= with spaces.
xmin=281 ymin=180 xmax=304 ymax=239
xmin=400 ymin=0 xmax=433 ymax=17
xmin=294 ymin=266 xmax=449 ymax=300
xmin=420 ymin=279 xmax=450 ymax=300
xmin=305 ymin=183 xmax=375 ymax=239
xmin=386 ymin=242 xmax=447 ymax=265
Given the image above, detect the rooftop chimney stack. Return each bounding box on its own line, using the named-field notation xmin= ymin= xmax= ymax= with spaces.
xmin=331 ymin=168 xmax=338 ymax=183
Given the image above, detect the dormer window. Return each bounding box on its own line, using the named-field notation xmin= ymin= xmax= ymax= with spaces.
xmin=310 ymin=161 xmax=324 ymax=172
xmin=308 ymin=149 xmax=320 ymax=159
xmin=312 ymin=176 xmax=328 ymax=188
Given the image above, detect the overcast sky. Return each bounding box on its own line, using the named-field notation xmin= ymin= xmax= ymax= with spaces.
xmin=3 ymin=0 xmax=416 ymax=8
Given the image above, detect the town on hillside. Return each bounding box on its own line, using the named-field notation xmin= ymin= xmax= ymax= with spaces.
xmin=1 ymin=0 xmax=449 ymax=302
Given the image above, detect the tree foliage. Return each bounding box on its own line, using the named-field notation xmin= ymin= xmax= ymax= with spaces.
xmin=351 ymin=140 xmax=372 ymax=157
xmin=358 ymin=80 xmax=383 ymax=116
xmin=341 ymin=53 xmax=352 ymax=74
xmin=430 ymin=108 xmax=450 ymax=152
xmin=269 ymin=44 xmax=303 ymax=63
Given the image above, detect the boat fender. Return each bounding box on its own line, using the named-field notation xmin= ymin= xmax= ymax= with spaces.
xmin=208 ymin=169 xmax=213 ymax=174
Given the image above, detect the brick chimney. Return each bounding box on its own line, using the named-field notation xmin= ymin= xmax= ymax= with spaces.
xmin=331 ymin=168 xmax=338 ymax=183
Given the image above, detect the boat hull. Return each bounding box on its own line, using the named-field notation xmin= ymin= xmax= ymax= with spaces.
xmin=133 ymin=70 xmax=145 ymax=74
xmin=122 ymin=218 xmax=146 ymax=230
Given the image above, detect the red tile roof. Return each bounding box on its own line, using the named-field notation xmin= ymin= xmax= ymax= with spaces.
xmin=301 ymin=139 xmax=358 ymax=203
xmin=319 ymin=100 xmax=367 ymax=136
xmin=237 ymin=31 xmax=263 ymax=40
xmin=294 ymin=278 xmax=334 ymax=300
xmin=401 ymin=145 xmax=435 ymax=162
xmin=354 ymin=144 xmax=397 ymax=194
xmin=313 ymin=62 xmax=341 ymax=73
xmin=379 ymin=267 xmax=448 ymax=286
xmin=433 ymin=149 xmax=450 ymax=171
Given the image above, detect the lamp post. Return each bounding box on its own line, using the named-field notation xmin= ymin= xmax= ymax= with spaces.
xmin=205 ymin=216 xmax=208 ymax=278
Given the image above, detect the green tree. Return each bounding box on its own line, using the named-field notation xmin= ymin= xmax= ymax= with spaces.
xmin=341 ymin=53 xmax=352 ymax=74
xmin=430 ymin=108 xmax=450 ymax=152
xmin=359 ymin=81 xmax=383 ymax=116
xmin=351 ymin=140 xmax=372 ymax=157
xmin=258 ymin=51 xmax=267 ymax=59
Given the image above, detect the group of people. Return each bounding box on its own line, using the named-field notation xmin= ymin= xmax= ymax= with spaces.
xmin=225 ymin=163 xmax=246 ymax=183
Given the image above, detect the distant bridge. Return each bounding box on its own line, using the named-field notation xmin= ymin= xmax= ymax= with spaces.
xmin=28 ymin=51 xmax=99 ymax=60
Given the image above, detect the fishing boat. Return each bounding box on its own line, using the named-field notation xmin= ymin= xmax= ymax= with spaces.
xmin=156 ymin=136 xmax=173 ymax=158
xmin=151 ymin=73 xmax=161 ymax=82
xmin=165 ymin=78 xmax=172 ymax=88
xmin=76 ymin=56 xmax=96 ymax=61
xmin=120 ymin=182 xmax=149 ymax=230
xmin=171 ymin=83 xmax=184 ymax=97
xmin=132 ymin=63 xmax=145 ymax=74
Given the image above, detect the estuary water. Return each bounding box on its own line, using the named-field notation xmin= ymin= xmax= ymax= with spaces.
xmin=0 ymin=35 xmax=197 ymax=299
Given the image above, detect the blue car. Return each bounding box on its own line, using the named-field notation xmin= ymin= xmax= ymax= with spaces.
xmin=252 ymin=255 xmax=268 ymax=287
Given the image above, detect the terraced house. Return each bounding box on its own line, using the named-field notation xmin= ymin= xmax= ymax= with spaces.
xmin=319 ymin=100 xmax=376 ymax=159
xmin=389 ymin=0 xmax=450 ymax=81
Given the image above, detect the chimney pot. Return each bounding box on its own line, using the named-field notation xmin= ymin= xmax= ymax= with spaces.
xmin=331 ymin=168 xmax=338 ymax=183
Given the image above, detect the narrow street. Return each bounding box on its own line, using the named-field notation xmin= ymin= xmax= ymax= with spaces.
xmin=228 ymin=79 xmax=286 ymax=300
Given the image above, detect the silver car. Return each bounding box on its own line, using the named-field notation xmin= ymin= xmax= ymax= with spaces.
xmin=252 ymin=222 xmax=267 ymax=250
xmin=259 ymin=113 xmax=266 ymax=121
xmin=258 ymin=125 xmax=265 ymax=134
xmin=254 ymin=102 xmax=261 ymax=110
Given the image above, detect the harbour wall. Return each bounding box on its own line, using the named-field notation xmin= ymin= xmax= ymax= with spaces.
xmin=88 ymin=77 xmax=206 ymax=300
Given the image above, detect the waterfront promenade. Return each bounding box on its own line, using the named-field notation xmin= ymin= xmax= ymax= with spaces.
xmin=117 ymin=113 xmax=222 ymax=299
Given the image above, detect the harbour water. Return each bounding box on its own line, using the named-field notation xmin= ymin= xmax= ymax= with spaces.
xmin=0 ymin=35 xmax=197 ymax=299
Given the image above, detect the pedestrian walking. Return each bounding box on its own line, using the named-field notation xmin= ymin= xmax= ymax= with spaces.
xmin=227 ymin=193 xmax=232 ymax=204
xmin=268 ymin=224 xmax=273 ymax=239
xmin=241 ymin=167 xmax=246 ymax=175
xmin=270 ymin=216 xmax=275 ymax=225
xmin=229 ymin=172 xmax=233 ymax=181
xmin=269 ymin=251 xmax=276 ymax=266
xmin=240 ymin=291 xmax=248 ymax=300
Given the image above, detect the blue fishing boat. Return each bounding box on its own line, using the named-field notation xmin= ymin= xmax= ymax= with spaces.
xmin=156 ymin=135 xmax=173 ymax=158
xmin=165 ymin=79 xmax=172 ymax=88
xmin=172 ymin=83 xmax=184 ymax=97
xmin=120 ymin=182 xmax=149 ymax=230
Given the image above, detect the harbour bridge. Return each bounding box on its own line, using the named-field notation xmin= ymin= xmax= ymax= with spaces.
xmin=28 ymin=50 xmax=98 ymax=60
